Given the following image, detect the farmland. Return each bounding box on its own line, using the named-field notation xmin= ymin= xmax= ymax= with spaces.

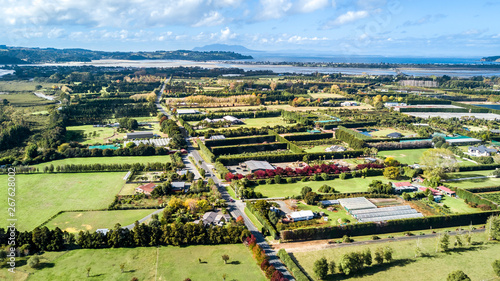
xmin=293 ymin=232 xmax=500 ymax=281
xmin=6 ymin=245 xmax=265 ymax=281
xmin=0 ymin=172 xmax=125 ymax=230
xmin=47 ymin=209 xmax=155 ymax=233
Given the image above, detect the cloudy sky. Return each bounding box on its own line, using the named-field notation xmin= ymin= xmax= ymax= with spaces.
xmin=2 ymin=0 xmax=499 ymax=57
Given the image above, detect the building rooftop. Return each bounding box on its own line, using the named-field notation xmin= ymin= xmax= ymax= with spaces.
xmin=338 ymin=197 xmax=377 ymax=211
xmin=244 ymin=160 xmax=275 ymax=171
xmin=289 ymin=210 xmax=314 ymax=219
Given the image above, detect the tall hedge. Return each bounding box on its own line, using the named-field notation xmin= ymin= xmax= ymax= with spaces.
xmin=218 ymin=150 xmax=364 ymax=165
xmin=196 ymin=139 xmax=215 ymax=163
xmin=277 ymin=249 xmax=310 ymax=281
xmin=246 ymin=204 xmax=278 ymax=239
xmin=178 ymin=117 xmax=196 ymax=136
xmin=205 ymin=135 xmax=276 ymax=148
xmin=334 ymin=126 xmax=366 ymax=149
xmin=211 ymin=143 xmax=288 ymax=156
xmin=281 ymin=211 xmax=500 ymax=242
xmin=269 ymin=130 xmax=304 ymax=153
xmin=458 ymin=164 xmax=500 ymax=172
xmin=465 ymin=186 xmax=500 ymax=193
xmin=284 ymin=133 xmax=333 ymax=142
xmin=214 ymin=161 xmax=230 ymax=179
xmin=455 ymin=188 xmax=500 ymax=209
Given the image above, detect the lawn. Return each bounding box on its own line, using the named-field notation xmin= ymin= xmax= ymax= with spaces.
xmin=369 ymin=128 xmax=415 ymax=138
xmin=0 ymin=172 xmax=126 ymax=231
xmin=66 ymin=125 xmax=117 ymax=144
xmin=446 ymin=170 xmax=500 ymax=189
xmin=1 ymin=92 xmax=56 ymax=106
xmin=294 ymin=232 xmax=500 ymax=281
xmin=33 ymin=155 xmax=172 ymax=170
xmin=378 ymin=149 xmax=428 ymax=165
xmin=304 ymin=145 xmax=332 ymax=153
xmin=438 ymin=196 xmax=481 ymax=214
xmin=309 ymin=93 xmax=345 ymax=99
xmin=47 ymin=210 xmax=155 ymax=233
xmin=253 ymin=176 xmax=387 ymax=198
xmin=19 ymin=245 xmax=265 ymax=281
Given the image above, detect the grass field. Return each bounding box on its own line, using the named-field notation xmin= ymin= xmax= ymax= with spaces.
xmin=191 ymin=116 xmax=295 ymax=131
xmin=294 ymin=232 xmax=500 ymax=281
xmin=304 ymin=144 xmax=332 ymax=153
xmin=33 ymin=155 xmax=172 ymax=170
xmin=66 ymin=125 xmax=117 ymax=144
xmin=309 ymin=93 xmax=345 ymax=99
xmin=480 ymin=192 xmax=500 ymax=204
xmin=369 ymin=128 xmax=414 ymax=138
xmin=1 ymin=92 xmax=56 ymax=106
xmin=253 ymin=176 xmax=386 ymax=198
xmin=446 ymin=170 xmax=499 ymax=189
xmin=47 ymin=210 xmax=155 ymax=233
xmin=0 ymin=81 xmax=64 ymax=92
xmin=0 ymin=172 xmax=126 ymax=231
xmin=10 ymin=245 xmax=265 ymax=281
xmin=377 ymin=149 xmax=427 ymax=164
xmin=439 ymin=196 xmax=481 ymax=214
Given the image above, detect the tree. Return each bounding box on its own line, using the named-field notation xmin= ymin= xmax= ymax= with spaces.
xmin=301 ymin=186 xmax=312 ymax=198
xmin=446 ymin=270 xmax=471 ymax=281
xmin=25 ymin=143 xmax=38 ymax=160
xmin=374 ymin=248 xmax=384 ymax=264
xmin=328 ymin=260 xmax=336 ymax=275
xmin=486 ymin=215 xmax=500 ymax=240
xmin=492 ymin=260 xmax=500 ymax=277
xmin=28 ymin=254 xmax=40 ymax=268
xmin=86 ymin=267 xmax=91 ymax=278
xmin=222 ymin=254 xmax=229 ymax=264
xmin=304 ymin=192 xmax=319 ymax=205
xmin=384 ymin=157 xmax=400 ymax=167
xmin=420 ymin=148 xmax=458 ymax=178
xmin=363 ymin=248 xmax=372 ymax=266
xmin=402 ymin=192 xmax=411 ymax=201
xmin=120 ymin=263 xmax=125 ymax=273
xmin=383 ymin=247 xmax=393 ymax=263
xmin=313 ymin=257 xmax=328 ymax=279
xmin=368 ymin=180 xmax=394 ymax=194
xmin=383 ymin=166 xmax=400 ymax=179
xmin=440 ymin=232 xmax=450 ymax=252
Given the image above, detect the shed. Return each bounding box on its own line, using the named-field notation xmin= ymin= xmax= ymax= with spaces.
xmin=171 ymin=182 xmax=186 ymax=192
xmin=338 ymin=197 xmax=377 ymax=212
xmin=243 ymin=160 xmax=275 ymax=172
xmin=319 ymin=200 xmax=339 ymax=206
xmin=177 ymin=109 xmax=201 ymax=115
xmin=436 ymin=186 xmax=456 ymax=197
xmin=126 ymin=132 xmax=154 ymax=139
xmin=286 ymin=210 xmax=314 ymax=222
xmin=209 ymin=135 xmax=226 ymax=140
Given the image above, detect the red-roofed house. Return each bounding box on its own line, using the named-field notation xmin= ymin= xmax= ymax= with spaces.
xmin=135 ymin=183 xmax=157 ymax=195
xmin=393 ymin=182 xmax=412 ymax=187
xmin=418 ymin=186 xmax=442 ymax=196
xmin=436 ymin=186 xmax=456 ymax=197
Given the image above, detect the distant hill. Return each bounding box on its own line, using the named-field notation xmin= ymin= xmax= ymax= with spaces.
xmin=193 ymin=44 xmax=262 ymax=54
xmin=481 ymin=56 xmax=500 ymax=62
xmin=0 ymin=46 xmax=253 ymax=64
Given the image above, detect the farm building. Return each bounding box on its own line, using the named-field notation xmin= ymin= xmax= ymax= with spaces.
xmin=209 ymin=135 xmax=226 ymax=140
xmin=351 ymin=205 xmax=423 ymax=223
xmin=242 ymin=160 xmax=275 ymax=172
xmin=319 ymin=200 xmax=339 ymax=206
xmin=177 ymin=109 xmax=201 ymax=115
xmin=325 ymin=145 xmax=346 ymax=152
xmin=124 ymin=138 xmax=170 ymax=147
xmin=126 ymin=132 xmax=154 ymax=139
xmin=135 ymin=183 xmax=157 ymax=195
xmin=337 ymin=197 xmax=377 ymax=212
xmin=286 ymin=210 xmax=314 ymax=222
xmin=96 ymin=229 xmax=109 ymax=235
xmin=436 ymin=186 xmax=456 ymax=197
xmin=445 ymin=137 xmax=482 ymax=145
xmin=468 ymin=145 xmax=497 ymax=157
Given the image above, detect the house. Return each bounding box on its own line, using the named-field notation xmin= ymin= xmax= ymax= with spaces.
xmin=199 ymin=212 xmax=231 ymax=226
xmin=177 ymin=169 xmax=188 ymax=176
xmin=392 ymin=182 xmax=418 ymax=193
xmin=135 ymin=183 xmax=157 ymax=195
xmin=201 ymin=212 xmax=218 ymax=226
xmin=171 ymin=181 xmax=186 ymax=193
xmin=126 ymin=132 xmax=154 ymax=139
xmin=386 ymin=132 xmax=403 ymax=138
xmin=286 ymin=210 xmax=314 ymax=222
xmin=177 ymin=109 xmax=201 ymax=115
xmin=436 ymin=186 xmax=456 ymax=197
xmin=413 ymin=176 xmax=425 ymax=183
xmin=418 ymin=186 xmax=442 ymax=196
xmin=325 ymin=145 xmax=346 ymax=152
xmin=468 ymin=145 xmax=497 ymax=157
xmin=223 ymin=115 xmax=243 ymax=124
xmin=242 ymin=160 xmax=275 ymax=172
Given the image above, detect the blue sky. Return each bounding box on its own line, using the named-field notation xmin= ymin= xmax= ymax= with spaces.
xmin=1 ymin=0 xmax=499 ymax=57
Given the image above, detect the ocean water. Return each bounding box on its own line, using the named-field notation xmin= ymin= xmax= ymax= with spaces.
xmin=473 ymin=104 xmax=500 ymax=110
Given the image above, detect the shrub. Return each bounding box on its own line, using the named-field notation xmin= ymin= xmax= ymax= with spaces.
xmin=447 ymin=270 xmax=471 ymax=281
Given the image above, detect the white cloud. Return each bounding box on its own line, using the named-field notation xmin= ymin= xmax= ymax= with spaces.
xmin=192 ymin=11 xmax=226 ymax=27
xmin=258 ymin=0 xmax=293 ymax=20
xmin=293 ymin=0 xmax=330 ymax=13
xmin=325 ymin=10 xmax=369 ymax=28
xmin=219 ymin=27 xmax=237 ymax=41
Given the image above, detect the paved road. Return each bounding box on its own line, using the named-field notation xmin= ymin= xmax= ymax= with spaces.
xmin=186 ymin=140 xmax=294 ymax=280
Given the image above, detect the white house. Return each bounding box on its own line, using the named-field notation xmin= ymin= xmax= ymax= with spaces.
xmin=468 ymin=145 xmax=497 ymax=157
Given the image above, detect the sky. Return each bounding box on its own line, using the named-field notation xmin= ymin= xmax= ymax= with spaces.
xmin=1 ymin=0 xmax=500 ymax=57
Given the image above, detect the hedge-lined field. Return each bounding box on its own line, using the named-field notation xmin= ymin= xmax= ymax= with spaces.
xmin=0 ymin=172 xmax=125 ymax=231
